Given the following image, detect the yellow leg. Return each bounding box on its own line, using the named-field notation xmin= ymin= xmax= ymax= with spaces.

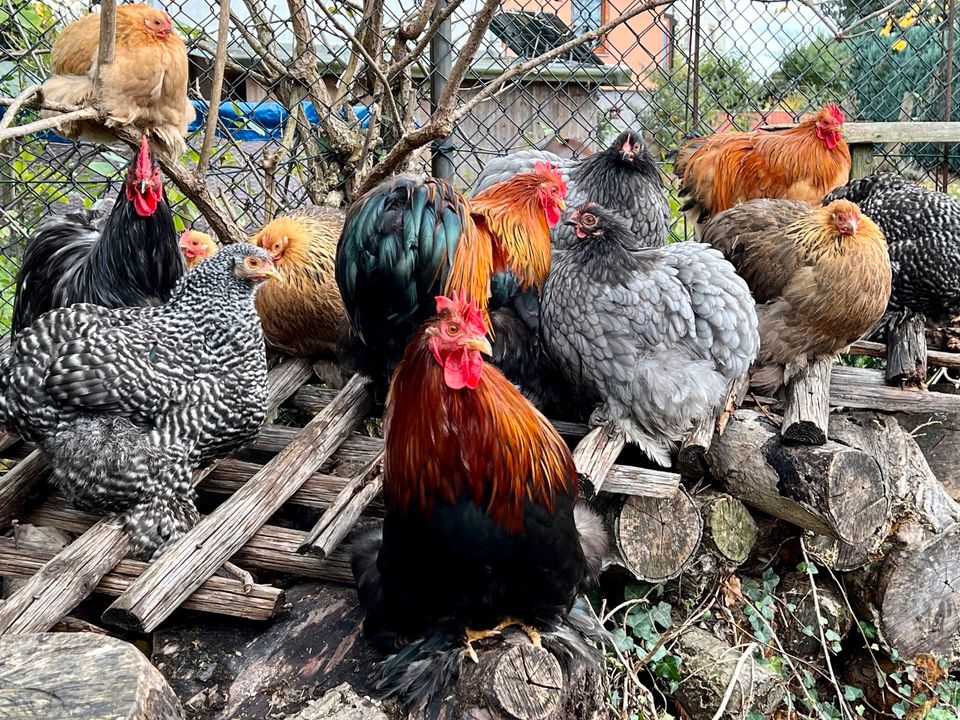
xmin=464 ymin=627 xmax=500 ymax=663
xmin=493 ymin=617 xmax=543 ymax=647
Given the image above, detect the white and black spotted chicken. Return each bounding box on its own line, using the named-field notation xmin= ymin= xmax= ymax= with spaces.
xmin=825 ymin=174 xmax=960 ymax=326
xmin=541 ymin=203 xmax=759 ymax=467
xmin=0 ymin=244 xmax=279 ymax=558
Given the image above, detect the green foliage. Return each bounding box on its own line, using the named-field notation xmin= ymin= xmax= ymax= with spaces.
xmin=768 ymin=35 xmax=851 ymax=104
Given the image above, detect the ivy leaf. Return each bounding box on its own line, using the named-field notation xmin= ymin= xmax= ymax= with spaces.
xmin=892 ymin=700 xmax=909 ymax=718
xmin=843 ymin=685 xmax=864 ymax=701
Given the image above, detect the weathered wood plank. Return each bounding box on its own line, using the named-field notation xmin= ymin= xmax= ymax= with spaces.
xmin=571 ymin=424 xmax=627 ymax=492
xmin=102 ymin=375 xmax=372 ymax=632
xmin=831 ymin=366 xmax=960 ymax=413
xmin=844 ymin=121 xmax=960 ymax=144
xmin=782 ymin=358 xmax=831 ymax=445
xmin=849 ymin=339 xmax=960 ymax=370
xmin=0 ymin=450 xmax=49 ymax=528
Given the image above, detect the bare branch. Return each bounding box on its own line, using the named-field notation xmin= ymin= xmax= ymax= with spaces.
xmin=229 ymin=12 xmax=289 ymax=77
xmin=435 ymin=0 xmax=502 ymax=114
xmin=398 ymin=0 xmax=441 ymax=40
xmin=0 ymin=108 xmax=99 ymax=143
xmin=196 ymin=40 xmax=269 ymax=88
xmin=0 ymin=84 xmax=40 ymax=133
xmin=388 ymin=0 xmax=468 ymax=78
xmin=94 ymin=0 xmax=117 ymax=86
xmin=199 ymin=0 xmax=231 ymax=177
xmin=835 ymin=0 xmax=906 ymax=39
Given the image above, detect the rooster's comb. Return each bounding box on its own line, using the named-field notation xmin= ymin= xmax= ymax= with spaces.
xmin=824 ymin=102 xmax=845 ymax=124
xmin=533 ymin=161 xmax=567 ymax=196
xmin=134 ymin=135 xmax=154 ymax=179
xmin=434 ymin=292 xmax=486 ymax=336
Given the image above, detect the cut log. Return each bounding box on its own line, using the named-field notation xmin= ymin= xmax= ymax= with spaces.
xmin=886 ymin=313 xmax=928 ymax=389
xmin=571 ymin=423 xmax=626 ymax=493
xmin=672 ymin=627 xmax=786 ymax=720
xmin=771 ymin=572 xmax=853 ymax=660
xmin=611 ymin=487 xmax=702 ymax=582
xmin=0 ymin=632 xmax=184 ymax=719
xmin=679 ymin=375 xmax=750 ymax=478
xmin=0 ymin=523 xmax=71 ymax=597
xmin=103 ymin=375 xmax=373 ymax=632
xmin=781 ymin=357 xmax=831 ymax=445
xmin=706 ymin=411 xmax=889 ymax=546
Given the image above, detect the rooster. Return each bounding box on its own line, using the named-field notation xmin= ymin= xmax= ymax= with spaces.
xmin=42 ymin=3 xmax=194 ymax=155
xmin=178 ymin=230 xmax=219 ymax=269
xmin=351 ymin=293 xmax=607 ymax=709
xmin=0 ymin=244 xmax=279 ymax=559
xmin=700 ymin=198 xmax=891 ymax=393
xmin=541 ymin=203 xmax=759 ymax=467
xmin=253 ymin=206 xmax=346 ymax=358
xmin=473 ymin=129 xmax=669 ymax=250
xmin=674 ymin=104 xmax=851 ymax=233
xmin=12 ymin=136 xmax=183 ymax=335
xmin=824 ymin=174 xmax=960 ymax=329
xmin=336 ymin=164 xmax=566 ymax=394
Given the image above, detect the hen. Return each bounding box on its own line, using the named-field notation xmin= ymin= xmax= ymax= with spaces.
xmin=179 ymin=230 xmax=219 ymax=269
xmin=0 ymin=244 xmax=279 ymax=558
xmin=675 ymin=104 xmax=851 ymax=232
xmin=12 ymin=136 xmax=183 ymax=335
xmin=700 ymin=198 xmax=891 ymax=393
xmin=336 ymin=165 xmax=566 ymax=394
xmin=824 ymin=174 xmax=960 ymax=328
xmin=42 ymin=3 xmax=194 ymax=155
xmin=253 ymin=206 xmax=346 ymax=358
xmin=351 ymin=294 xmax=607 ymax=708
xmin=541 ymin=203 xmax=759 ymax=467
xmin=472 ymin=129 xmax=669 ymax=250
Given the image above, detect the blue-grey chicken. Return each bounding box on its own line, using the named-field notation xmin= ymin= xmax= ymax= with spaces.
xmin=541 ymin=203 xmax=759 ymax=467
xmin=0 ymin=244 xmax=279 ymax=559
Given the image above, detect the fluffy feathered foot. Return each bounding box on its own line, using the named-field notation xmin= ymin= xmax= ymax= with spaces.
xmin=127 ymin=491 xmax=200 ymax=561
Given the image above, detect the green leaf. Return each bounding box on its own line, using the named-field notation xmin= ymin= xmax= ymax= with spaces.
xmin=892 ymin=700 xmax=909 ymax=718
xmin=611 ymin=628 xmax=636 ymax=653
xmin=843 ymin=685 xmax=864 ymax=701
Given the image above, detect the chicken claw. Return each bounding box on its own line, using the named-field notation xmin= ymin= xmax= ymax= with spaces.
xmin=465 ymin=627 xmax=500 ymax=663
xmin=494 ymin=617 xmax=543 ymax=647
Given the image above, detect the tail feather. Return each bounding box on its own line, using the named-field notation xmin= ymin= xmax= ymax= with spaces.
xmin=574 ymin=505 xmax=608 ymax=586
xmin=41 ymin=75 xmax=95 ymax=140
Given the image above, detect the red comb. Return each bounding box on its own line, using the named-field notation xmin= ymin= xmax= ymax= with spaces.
xmin=825 ymin=102 xmax=845 ymax=124
xmin=434 ymin=291 xmax=486 ymax=336
xmin=533 ymin=161 xmax=567 ymax=198
xmin=135 ymin=136 xmax=153 ymax=179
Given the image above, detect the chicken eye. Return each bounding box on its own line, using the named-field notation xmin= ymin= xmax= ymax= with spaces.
xmin=447 ymin=323 xmax=459 ymax=335
xmin=582 ymin=213 xmax=597 ymax=227
xmin=632 ymin=143 xmax=642 ymax=153
xmin=246 ymin=257 xmax=261 ymax=268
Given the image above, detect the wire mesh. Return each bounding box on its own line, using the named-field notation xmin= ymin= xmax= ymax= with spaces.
xmin=0 ymin=0 xmax=957 ymax=336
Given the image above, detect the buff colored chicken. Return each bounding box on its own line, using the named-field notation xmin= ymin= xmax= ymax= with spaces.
xmin=700 ymin=198 xmax=891 ymax=393
xmin=253 ymin=206 xmax=346 ymax=358
xmin=42 ymin=4 xmax=194 ymax=155
xmin=179 ymin=230 xmax=219 ymax=269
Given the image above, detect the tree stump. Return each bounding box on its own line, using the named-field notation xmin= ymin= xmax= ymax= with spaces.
xmin=781 ymin=357 xmax=831 ymax=445
xmin=611 ymin=488 xmax=702 ymax=582
xmin=672 ymin=627 xmax=786 ymax=720
xmin=706 ymin=411 xmax=889 ymax=546
xmin=0 ymin=632 xmax=183 ymax=719
xmin=887 ymin=313 xmax=927 ymax=389
xmin=771 ymin=572 xmax=853 ymax=659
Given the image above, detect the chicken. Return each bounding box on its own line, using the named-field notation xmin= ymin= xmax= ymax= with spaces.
xmin=0 ymin=244 xmax=279 ymax=558
xmin=179 ymin=230 xmax=219 ymax=269
xmin=700 ymin=199 xmax=891 ymax=393
xmin=674 ymin=104 xmax=851 ymax=232
xmin=351 ymin=293 xmax=607 ymax=706
xmin=541 ymin=203 xmax=759 ymax=467
xmin=473 ymin=129 xmax=669 ymax=250
xmin=13 ymin=136 xmax=184 ymax=335
xmin=42 ymin=3 xmax=194 ymax=155
xmin=253 ymin=206 xmax=346 ymax=358
xmin=824 ymin=174 xmax=960 ymax=328
xmin=336 ymin=165 xmax=566 ymax=394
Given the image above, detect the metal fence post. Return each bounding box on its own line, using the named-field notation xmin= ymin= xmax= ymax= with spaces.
xmin=430 ymin=0 xmax=455 ymax=180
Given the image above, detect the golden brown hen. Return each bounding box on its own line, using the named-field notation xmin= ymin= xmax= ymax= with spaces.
xmin=700 ymin=198 xmax=891 ymax=393
xmin=253 ymin=206 xmax=346 ymax=358
xmin=675 ymin=104 xmax=851 ymax=234
xmin=178 ymin=230 xmax=219 ymax=269
xmin=42 ymin=3 xmax=194 ymax=155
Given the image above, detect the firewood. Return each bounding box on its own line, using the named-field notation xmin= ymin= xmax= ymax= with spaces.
xmin=571 ymin=423 xmax=626 ymax=493
xmin=771 ymin=572 xmax=853 ymax=659
xmin=886 ymin=313 xmax=928 ymax=389
xmin=781 ymin=357 xmax=831 ymax=445
xmin=679 ymin=375 xmax=750 ymax=478
xmin=0 ymin=450 xmax=49 ymax=528
xmin=706 ymin=410 xmax=889 ymax=546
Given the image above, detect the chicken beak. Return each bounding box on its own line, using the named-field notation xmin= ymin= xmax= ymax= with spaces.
xmin=139 ymin=179 xmax=150 ymax=194
xmin=261 ymin=265 xmax=283 ymax=283
xmin=464 ymin=336 xmax=493 ymax=357
xmin=556 ymin=198 xmax=566 ymax=212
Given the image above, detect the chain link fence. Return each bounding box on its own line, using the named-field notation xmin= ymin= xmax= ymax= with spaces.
xmin=1 ymin=0 xmax=958 ymax=334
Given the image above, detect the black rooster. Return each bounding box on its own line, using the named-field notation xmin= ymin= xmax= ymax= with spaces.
xmin=12 ymin=135 xmax=184 ymax=335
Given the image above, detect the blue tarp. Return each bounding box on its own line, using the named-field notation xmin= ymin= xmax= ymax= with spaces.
xmin=35 ymin=99 xmax=376 ymax=143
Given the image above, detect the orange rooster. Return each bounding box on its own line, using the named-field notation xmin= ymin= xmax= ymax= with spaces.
xmin=42 ymin=3 xmax=194 ymax=155
xmin=253 ymin=206 xmax=346 ymax=358
xmin=178 ymin=230 xmax=218 ymax=269
xmin=700 ymin=198 xmax=891 ymax=393
xmin=674 ymin=104 xmax=851 ymax=233
xmin=336 ymin=164 xmax=566 ymax=393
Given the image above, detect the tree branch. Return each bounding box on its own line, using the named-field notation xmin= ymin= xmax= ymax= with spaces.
xmin=198 ymin=0 xmax=231 ymax=177
xmin=0 ymin=108 xmax=99 ymax=143
xmin=835 ymin=0 xmax=907 ymax=40
xmin=94 ymin=0 xmax=117 ymax=86
xmin=387 ymin=0 xmax=467 ymax=78
xmin=0 ymin=84 xmax=40 ymax=133
xmin=399 ymin=0 xmax=441 ymax=39
xmin=435 ymin=0 xmax=502 ymax=114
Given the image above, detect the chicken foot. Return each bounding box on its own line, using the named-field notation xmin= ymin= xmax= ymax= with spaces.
xmin=464 ymin=617 xmax=543 ymax=662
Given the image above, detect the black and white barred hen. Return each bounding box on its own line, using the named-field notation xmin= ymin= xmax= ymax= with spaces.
xmin=472 ymin=129 xmax=669 ymax=251
xmin=0 ymin=244 xmax=279 ymax=559
xmin=541 ymin=203 xmax=759 ymax=467
xmin=824 ymin=173 xmax=960 ymax=327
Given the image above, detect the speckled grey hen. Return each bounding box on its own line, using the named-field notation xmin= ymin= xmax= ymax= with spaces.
xmin=824 ymin=173 xmax=960 ymax=327
xmin=541 ymin=203 xmax=759 ymax=467
xmin=0 ymin=243 xmax=278 ymax=559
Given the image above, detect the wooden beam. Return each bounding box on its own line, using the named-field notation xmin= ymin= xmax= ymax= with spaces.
xmin=844 ymin=122 xmax=960 ymax=144
xmin=0 ymin=450 xmax=49 ymax=528
xmin=848 ymin=340 xmax=960 ymax=371
xmin=102 ymin=375 xmax=372 ymax=632
xmin=831 ymin=365 xmax=960 ymax=413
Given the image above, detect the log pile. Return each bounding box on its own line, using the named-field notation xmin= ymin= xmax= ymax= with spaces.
xmin=4 ymin=346 xmax=960 ymax=719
